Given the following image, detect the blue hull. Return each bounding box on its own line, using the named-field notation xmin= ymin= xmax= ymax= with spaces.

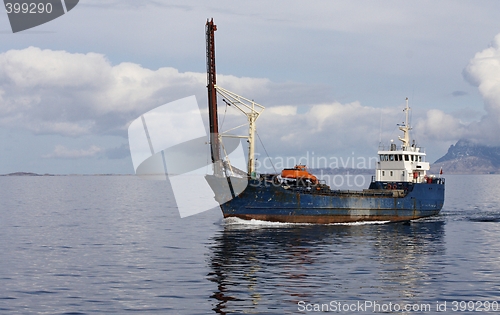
xmin=206 ymin=175 xmax=445 ymax=224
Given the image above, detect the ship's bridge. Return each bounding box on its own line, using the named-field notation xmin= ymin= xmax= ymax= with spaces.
xmin=375 ymin=98 xmax=432 ymax=183
xmin=376 ymin=143 xmax=430 ymax=183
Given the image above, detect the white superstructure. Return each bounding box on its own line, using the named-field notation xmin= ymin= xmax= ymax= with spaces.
xmin=375 ymin=98 xmax=430 ymax=183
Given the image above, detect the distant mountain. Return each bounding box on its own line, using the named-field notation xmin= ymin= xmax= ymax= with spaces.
xmin=432 ymin=139 xmax=500 ymax=174
xmin=2 ymin=172 xmax=42 ymax=176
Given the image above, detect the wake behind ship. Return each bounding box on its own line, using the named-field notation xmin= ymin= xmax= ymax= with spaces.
xmin=204 ymin=19 xmax=445 ymax=224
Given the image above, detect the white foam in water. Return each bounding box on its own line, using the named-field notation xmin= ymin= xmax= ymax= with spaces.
xmin=223 ymin=217 xmax=304 ymax=228
xmin=223 ymin=217 xmax=390 ymax=228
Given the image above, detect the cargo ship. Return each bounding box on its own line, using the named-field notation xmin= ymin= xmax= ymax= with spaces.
xmin=204 ymin=19 xmax=444 ymax=223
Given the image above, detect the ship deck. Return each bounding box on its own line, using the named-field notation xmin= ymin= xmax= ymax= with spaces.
xmin=277 ymin=186 xmax=406 ymax=198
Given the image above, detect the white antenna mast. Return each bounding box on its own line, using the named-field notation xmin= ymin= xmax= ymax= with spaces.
xmin=398 ymin=97 xmax=411 ymax=149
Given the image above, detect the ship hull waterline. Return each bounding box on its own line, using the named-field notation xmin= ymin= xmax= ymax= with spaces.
xmin=206 ymin=175 xmax=445 ymax=224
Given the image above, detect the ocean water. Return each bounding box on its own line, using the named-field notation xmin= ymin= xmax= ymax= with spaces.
xmin=1 ymin=175 xmax=500 ymax=314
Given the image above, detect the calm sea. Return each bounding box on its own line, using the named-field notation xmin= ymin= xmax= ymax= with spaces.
xmin=1 ymin=175 xmax=500 ymax=314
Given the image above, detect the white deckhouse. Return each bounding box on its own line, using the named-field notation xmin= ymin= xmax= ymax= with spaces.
xmin=376 ymin=98 xmax=431 ymax=184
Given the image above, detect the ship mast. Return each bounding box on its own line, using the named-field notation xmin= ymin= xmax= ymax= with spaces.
xmin=206 ymin=18 xmax=222 ymax=175
xmin=398 ymin=97 xmax=411 ymax=149
xmin=205 ymin=19 xmax=265 ymax=177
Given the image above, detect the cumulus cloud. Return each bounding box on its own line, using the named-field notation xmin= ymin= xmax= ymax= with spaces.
xmin=410 ymin=32 xmax=500 ymax=147
xmin=253 ymin=29 xmax=500 ymax=159
xmin=414 ymin=109 xmax=466 ymax=141
xmin=3 ymin=45 xmax=487 ymax=165
xmin=265 ymin=105 xmax=297 ymax=116
xmin=0 ymin=47 xmax=332 ymax=139
xmin=254 ymin=101 xmax=402 ymax=158
xmin=0 ymin=47 xmax=212 ymax=136
xmin=0 ymin=46 xmax=439 ymax=161
xmin=461 ymin=33 xmax=500 ymax=144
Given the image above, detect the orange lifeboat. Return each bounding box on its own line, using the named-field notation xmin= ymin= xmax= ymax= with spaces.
xmin=281 ymin=165 xmax=318 ymax=184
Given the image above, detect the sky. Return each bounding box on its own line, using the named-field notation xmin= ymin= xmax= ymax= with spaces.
xmin=1 ymin=0 xmax=500 ymax=174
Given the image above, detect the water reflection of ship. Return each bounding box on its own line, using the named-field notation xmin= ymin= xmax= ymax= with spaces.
xmin=369 ymin=220 xmax=446 ymax=302
xmin=207 ymin=220 xmax=445 ymax=314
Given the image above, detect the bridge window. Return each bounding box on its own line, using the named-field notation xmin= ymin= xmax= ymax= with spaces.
xmin=405 ymin=155 xmax=409 ymax=161
xmin=389 ymin=155 xmax=394 ymax=161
